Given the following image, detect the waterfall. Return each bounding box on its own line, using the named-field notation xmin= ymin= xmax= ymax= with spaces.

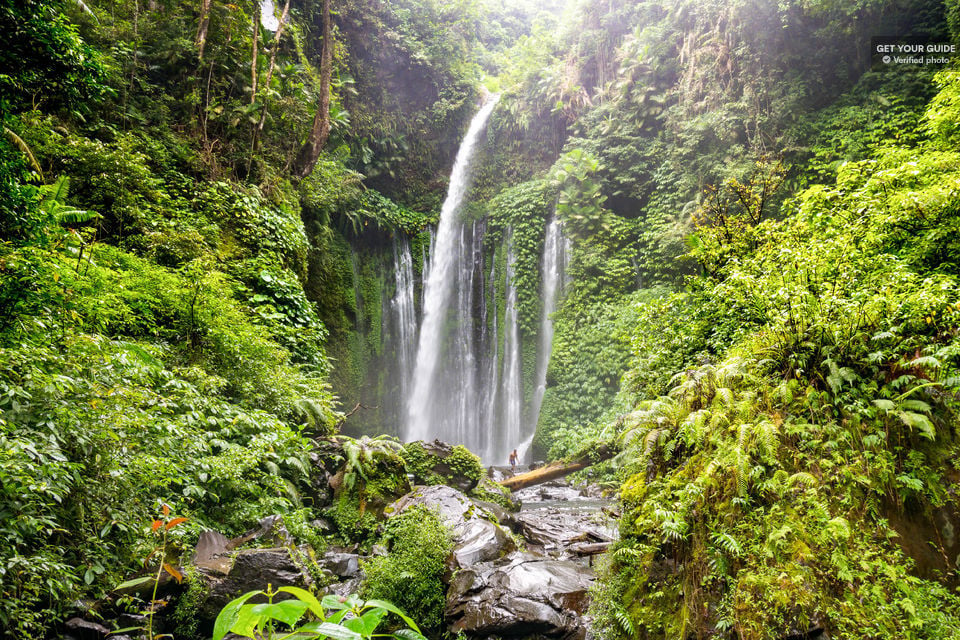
xmin=406 ymin=96 xmax=500 ymax=450
xmin=390 ymin=237 xmax=417 ymax=397
xmin=517 ymin=218 xmax=569 ymax=463
xmin=498 ymin=238 xmax=523 ymax=464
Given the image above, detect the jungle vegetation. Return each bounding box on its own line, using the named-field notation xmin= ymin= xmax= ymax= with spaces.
xmin=3 ymin=0 xmax=960 ymax=638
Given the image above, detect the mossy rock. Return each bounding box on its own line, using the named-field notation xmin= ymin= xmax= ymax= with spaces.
xmin=401 ymin=440 xmax=484 ymax=492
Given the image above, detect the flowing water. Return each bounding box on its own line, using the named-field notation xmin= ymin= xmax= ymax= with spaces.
xmin=518 ymin=218 xmax=570 ymax=462
xmin=406 ymin=96 xmax=500 ymax=454
xmin=400 ymin=95 xmax=569 ymax=464
xmin=498 ymin=238 xmax=522 ymax=462
xmin=390 ymin=237 xmax=417 ymax=398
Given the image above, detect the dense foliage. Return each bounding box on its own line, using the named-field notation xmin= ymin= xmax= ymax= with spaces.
xmin=5 ymin=0 xmax=960 ymax=636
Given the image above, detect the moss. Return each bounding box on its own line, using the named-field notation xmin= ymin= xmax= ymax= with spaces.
xmin=169 ymin=566 xmax=209 ymax=640
xmin=329 ymin=493 xmax=379 ymax=547
xmin=446 ymin=445 xmax=484 ymax=483
xmin=471 ymin=476 xmax=519 ymax=511
xmin=360 ymin=505 xmax=453 ymax=632
xmin=401 ymin=442 xmax=483 ymax=487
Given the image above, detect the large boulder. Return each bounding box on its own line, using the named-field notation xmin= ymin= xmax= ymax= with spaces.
xmin=445 ymin=552 xmax=595 ymax=639
xmin=197 ymin=546 xmax=314 ymax=620
xmin=386 ymin=485 xmax=516 ymax=568
xmin=514 ymin=508 xmax=616 ymax=555
xmin=402 ymin=440 xmax=484 ymax=492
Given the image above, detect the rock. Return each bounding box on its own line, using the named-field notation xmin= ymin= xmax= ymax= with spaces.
xmin=515 ymin=483 xmax=583 ymax=504
xmin=328 ymin=575 xmax=365 ymax=598
xmin=192 ymin=530 xmax=232 ymax=575
xmin=403 ymin=440 xmax=483 ymax=492
xmin=64 ymin=618 xmax=111 ymax=639
xmin=192 ymin=516 xmax=293 ymax=577
xmin=446 ymin=552 xmax=595 ymax=639
xmin=514 ymin=509 xmax=615 ymax=554
xmin=230 ymin=515 xmax=293 ymax=549
xmin=198 ymin=546 xmax=313 ymax=620
xmin=386 ymin=485 xmax=515 ymax=569
xmin=475 ymin=475 xmax=521 ymax=511
xmin=318 ymin=551 xmax=360 ymax=578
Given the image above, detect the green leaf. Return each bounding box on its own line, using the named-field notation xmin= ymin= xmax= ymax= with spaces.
xmin=321 ymin=594 xmax=361 ymax=611
xmin=113 ymin=575 xmax=154 ymax=591
xmin=897 ymin=411 xmax=936 ymax=440
xmin=295 ymin=621 xmax=363 ymax=640
xmin=872 ymin=399 xmax=895 ymax=412
xmin=213 ymin=591 xmax=262 ymax=640
xmin=392 ymin=629 xmax=428 ymax=640
xmin=278 ymin=586 xmax=325 ymax=618
xmin=364 ymin=599 xmax=422 ymax=633
xmin=249 ymin=600 xmax=309 ymax=626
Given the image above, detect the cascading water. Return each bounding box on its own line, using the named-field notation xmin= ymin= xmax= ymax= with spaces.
xmin=401 ymin=95 xmax=569 ymax=465
xmin=406 ymin=96 xmax=500 ymax=452
xmin=390 ymin=237 xmax=417 ymax=397
xmin=498 ymin=238 xmax=523 ymax=462
xmin=517 ymin=217 xmax=569 ymax=462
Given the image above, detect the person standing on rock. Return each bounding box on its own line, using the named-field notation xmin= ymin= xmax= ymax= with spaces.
xmin=509 ymin=449 xmax=519 ymax=474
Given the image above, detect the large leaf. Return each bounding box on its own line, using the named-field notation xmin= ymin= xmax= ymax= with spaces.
xmin=295 ymin=621 xmax=363 ymax=640
xmin=249 ymin=600 xmax=310 ymax=626
xmin=278 ymin=586 xmax=325 ymax=618
xmin=321 ymin=594 xmax=361 ymax=611
xmin=355 ymin=608 xmax=388 ymax=636
xmin=113 ymin=575 xmax=154 ymax=591
xmin=212 ymin=591 xmax=262 ymax=640
xmin=392 ymin=628 xmax=428 ymax=640
xmin=898 ymin=411 xmax=936 ymax=440
xmin=364 ymin=599 xmax=422 ymax=633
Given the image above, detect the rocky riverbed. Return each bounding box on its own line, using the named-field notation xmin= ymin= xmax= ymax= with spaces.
xmin=60 ymin=456 xmax=615 ymax=640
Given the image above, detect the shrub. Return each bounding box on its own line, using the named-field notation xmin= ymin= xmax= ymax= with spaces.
xmin=361 ymin=505 xmax=453 ymax=632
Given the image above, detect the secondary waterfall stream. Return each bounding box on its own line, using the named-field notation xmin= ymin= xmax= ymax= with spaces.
xmin=398 ymin=95 xmax=569 ymax=464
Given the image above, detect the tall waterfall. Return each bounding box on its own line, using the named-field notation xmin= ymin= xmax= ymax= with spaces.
xmin=406 ymin=96 xmax=500 ymax=451
xmin=518 ymin=218 xmax=569 ymax=462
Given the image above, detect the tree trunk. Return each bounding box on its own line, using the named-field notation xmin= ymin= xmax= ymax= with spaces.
xmin=247 ymin=0 xmax=290 ymax=171
xmin=499 ymin=444 xmax=616 ymax=492
xmin=292 ymin=0 xmax=333 ymax=180
xmin=196 ymin=0 xmax=212 ymax=60
xmin=250 ymin=0 xmax=260 ymax=104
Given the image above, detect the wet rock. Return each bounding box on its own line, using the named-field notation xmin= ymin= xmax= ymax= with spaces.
xmin=318 ymin=551 xmax=360 ymax=578
xmin=387 ymin=485 xmax=516 ymax=568
xmin=446 ymin=552 xmax=595 ymax=638
xmin=515 ymin=483 xmax=584 ymax=504
xmin=198 ymin=546 xmax=313 ymax=620
xmin=192 ymin=516 xmax=292 ymax=577
xmin=64 ymin=618 xmax=111 ymax=639
xmin=192 ymin=530 xmax=232 ymax=575
xmin=328 ymin=575 xmax=365 ymax=598
xmin=514 ymin=509 xmax=615 ymax=554
xmin=475 ymin=475 xmax=521 ymax=511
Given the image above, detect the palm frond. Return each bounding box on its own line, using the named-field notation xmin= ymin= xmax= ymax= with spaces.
xmin=3 ymin=127 xmax=43 ymax=179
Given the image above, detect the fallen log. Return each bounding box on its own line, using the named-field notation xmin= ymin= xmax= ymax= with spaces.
xmin=499 ymin=443 xmax=616 ymax=491
xmin=568 ymin=541 xmax=612 ymax=556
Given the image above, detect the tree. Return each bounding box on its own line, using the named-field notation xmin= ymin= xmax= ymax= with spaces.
xmin=292 ymin=0 xmax=333 ymax=180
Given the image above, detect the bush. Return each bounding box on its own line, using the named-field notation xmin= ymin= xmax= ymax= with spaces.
xmin=361 ymin=505 xmax=453 ymax=632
